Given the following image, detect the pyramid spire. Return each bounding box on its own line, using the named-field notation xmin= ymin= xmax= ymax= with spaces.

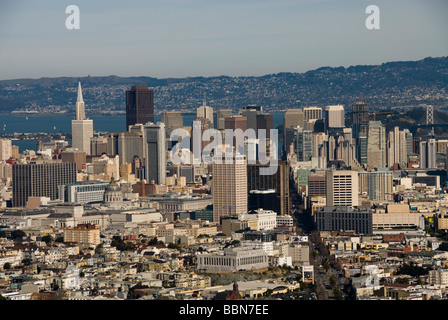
xmin=75 ymin=81 xmax=85 ymax=120
xmin=77 ymin=81 xmax=83 ymax=103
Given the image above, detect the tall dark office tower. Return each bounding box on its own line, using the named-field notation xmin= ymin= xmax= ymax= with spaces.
xmin=143 ymin=122 xmax=166 ymax=185
xmin=256 ymin=113 xmax=273 ymax=139
xmin=351 ymin=99 xmax=369 ymax=164
xmin=126 ymin=86 xmax=154 ymax=129
xmin=247 ymin=161 xmax=290 ymax=216
xmin=12 ymin=161 xmax=77 ymax=207
xmin=352 ymin=100 xmax=369 ymax=137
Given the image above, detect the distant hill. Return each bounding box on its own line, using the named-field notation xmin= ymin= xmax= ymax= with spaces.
xmin=0 ymin=56 xmax=447 ymax=114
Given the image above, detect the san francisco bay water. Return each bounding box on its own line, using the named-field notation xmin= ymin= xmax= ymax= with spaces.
xmin=0 ymin=113 xmax=284 ymax=153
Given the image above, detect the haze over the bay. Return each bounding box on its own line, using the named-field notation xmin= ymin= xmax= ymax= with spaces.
xmin=0 ymin=0 xmax=447 ymax=80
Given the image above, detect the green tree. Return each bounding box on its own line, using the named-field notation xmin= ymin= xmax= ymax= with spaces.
xmin=42 ymin=235 xmax=53 ymax=245
xmin=329 ymin=275 xmax=337 ymax=288
xmin=55 ymin=236 xmax=64 ymax=243
xmin=395 ymin=277 xmax=409 ymax=284
xmin=322 ymin=260 xmax=330 ymax=272
xmin=333 ymin=287 xmax=343 ymax=300
xmin=10 ymin=230 xmax=26 ymax=240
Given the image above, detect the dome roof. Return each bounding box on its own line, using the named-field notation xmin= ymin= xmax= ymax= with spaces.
xmin=105 ymin=176 xmax=121 ymax=192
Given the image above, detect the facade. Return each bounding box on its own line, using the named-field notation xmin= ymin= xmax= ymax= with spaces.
xmin=103 ymin=177 xmax=124 ymax=209
xmin=295 ymin=127 xmax=314 ymax=162
xmin=240 ymin=106 xmax=262 ymax=133
xmin=284 ymin=109 xmax=304 ymax=132
xmin=63 ymin=223 xmax=101 ymax=246
xmin=196 ymin=245 xmax=269 ymax=272
xmin=12 ymin=161 xmax=77 ymax=207
xmin=126 ymin=85 xmax=154 ymax=128
xmin=326 ymin=169 xmax=359 ymax=207
xmin=143 ymin=122 xmax=166 ymax=185
xmin=71 ymin=82 xmax=93 ymax=155
xmin=0 ymin=138 xmax=12 ymax=161
xmin=387 ymin=126 xmax=412 ymax=168
xmin=58 ymin=180 xmax=109 ymax=204
xmin=61 ymin=149 xmax=86 ymax=171
xmin=304 ymin=107 xmax=323 ymax=122
xmin=367 ymin=121 xmax=386 ymax=169
xmin=107 ymin=124 xmax=145 ymax=165
xmin=247 ymin=161 xmax=290 ymax=216
xmin=315 ymin=206 xmax=373 ymax=235
xmin=325 ymin=105 xmax=345 ymax=128
xmin=372 ymin=212 xmax=423 ymax=229
xmin=419 ymin=139 xmax=436 ymax=169
xmin=308 ymin=173 xmax=327 ymax=197
xmin=256 ymin=113 xmax=274 ymax=139
xmin=358 ymin=170 xmax=393 ymax=202
xmin=428 ymin=269 xmax=448 ymax=286
xmin=196 ymin=100 xmax=214 ymax=128
xmin=212 ymin=154 xmax=247 ymax=223
xmin=161 ymin=111 xmax=183 ymax=137
xmin=215 ymin=109 xmax=234 ymax=131
xmin=90 ymin=137 xmax=108 ymax=156
xmin=238 ymin=209 xmax=278 ymax=231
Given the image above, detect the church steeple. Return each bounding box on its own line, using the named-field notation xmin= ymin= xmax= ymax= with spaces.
xmin=75 ymin=81 xmax=85 ymax=120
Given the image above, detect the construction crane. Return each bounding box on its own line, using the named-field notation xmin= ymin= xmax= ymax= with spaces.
xmin=368 ymin=111 xmax=394 ymax=121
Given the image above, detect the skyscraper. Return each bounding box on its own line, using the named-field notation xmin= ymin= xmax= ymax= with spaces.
xmin=161 ymin=111 xmax=183 ymax=138
xmin=325 ymin=105 xmax=345 ymax=129
xmin=283 ymin=109 xmax=304 ymax=156
xmin=294 ymin=127 xmax=314 ymax=162
xmin=191 ymin=117 xmax=210 ymax=157
xmin=197 ymin=99 xmax=214 ymax=128
xmin=71 ymin=82 xmax=93 ymax=155
xmin=367 ymin=121 xmax=386 ymax=169
xmin=215 ymin=109 xmax=234 ymax=131
xmin=126 ymin=86 xmax=154 ymax=129
xmin=0 ymin=138 xmax=12 ymax=161
xmin=351 ymin=100 xmax=369 ymax=165
xmin=12 ymin=160 xmax=77 ymax=207
xmin=420 ymin=138 xmax=436 ymax=169
xmin=247 ymin=161 xmax=290 ymax=216
xmin=256 ymin=113 xmax=274 ymax=139
xmin=304 ymin=107 xmax=323 ymax=122
xmin=107 ymin=124 xmax=145 ymax=165
xmin=387 ymin=127 xmax=412 ymax=168
xmin=212 ymin=153 xmax=247 ymax=224
xmin=359 ymin=169 xmax=393 ymax=202
xmin=240 ymin=105 xmax=262 ymax=133
xmin=326 ymin=169 xmax=359 ymax=207
xmin=144 ymin=122 xmax=166 ymax=185
xmin=284 ymin=109 xmax=304 ymax=130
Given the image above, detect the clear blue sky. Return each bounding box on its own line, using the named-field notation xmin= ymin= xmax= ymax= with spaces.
xmin=0 ymin=0 xmax=447 ymax=80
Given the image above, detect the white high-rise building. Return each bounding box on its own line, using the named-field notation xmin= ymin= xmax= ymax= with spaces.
xmin=326 ymin=169 xmax=359 ymax=207
xmin=387 ymin=126 xmax=411 ymax=168
xmin=304 ymin=106 xmax=323 ymax=122
xmin=71 ymin=82 xmax=93 ymax=155
xmin=367 ymin=121 xmax=386 ymax=169
xmin=0 ymin=138 xmax=12 ymax=161
xmin=197 ymin=99 xmax=214 ymax=128
xmin=325 ymin=105 xmax=345 ymax=128
xmin=212 ymin=153 xmax=247 ymax=224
